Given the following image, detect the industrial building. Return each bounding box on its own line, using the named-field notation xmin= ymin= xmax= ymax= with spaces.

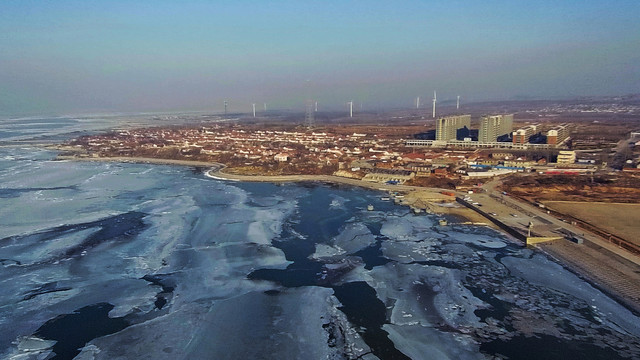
xmin=436 ymin=115 xmax=471 ymax=141
xmin=479 ymin=114 xmax=514 ymax=143
xmin=547 ymin=123 xmax=570 ymax=145
xmin=512 ymin=125 xmax=538 ymax=145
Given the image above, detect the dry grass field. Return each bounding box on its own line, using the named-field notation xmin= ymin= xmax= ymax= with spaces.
xmin=542 ymin=201 xmax=640 ymax=245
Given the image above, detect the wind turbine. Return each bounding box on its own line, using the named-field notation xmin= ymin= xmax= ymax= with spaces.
xmin=432 ymin=91 xmax=437 ymax=118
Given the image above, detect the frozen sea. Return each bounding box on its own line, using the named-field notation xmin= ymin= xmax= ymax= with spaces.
xmin=1 ymin=117 xmax=640 ymax=359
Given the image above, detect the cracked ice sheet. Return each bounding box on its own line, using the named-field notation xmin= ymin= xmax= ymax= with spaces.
xmin=443 ymin=228 xmax=508 ymax=249
xmin=381 ymin=240 xmax=439 ymax=263
xmin=310 ymin=243 xmax=346 ymax=259
xmin=330 ymin=222 xmax=377 ymax=254
xmin=366 ymin=263 xmax=486 ymax=358
xmin=0 ymin=160 xmax=294 ymax=354
xmin=201 ymin=196 xmax=295 ymax=247
xmin=380 ymin=213 xmax=435 ymax=241
xmin=0 ymin=277 xmax=155 ymax=354
xmin=384 ymin=324 xmax=485 ymax=360
xmin=3 ymin=336 xmax=57 ymax=360
xmin=502 ymin=254 xmax=640 ymax=336
xmin=0 ymin=227 xmax=100 ymax=266
xmin=0 ymin=160 xmax=170 ymax=239
xmin=371 ymin=263 xmax=485 ymax=329
xmin=78 ymin=287 xmax=342 ymax=360
xmin=247 ymin=206 xmax=291 ymax=245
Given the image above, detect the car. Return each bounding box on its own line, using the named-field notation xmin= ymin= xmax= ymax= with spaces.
xmin=510 ymin=214 xmax=518 ymax=217
xmin=489 ymin=212 xmax=497 ymax=216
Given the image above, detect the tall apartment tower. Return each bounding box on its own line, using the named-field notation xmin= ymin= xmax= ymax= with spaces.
xmin=479 ymin=114 xmax=514 ymax=143
xmin=436 ymin=115 xmax=471 ymax=141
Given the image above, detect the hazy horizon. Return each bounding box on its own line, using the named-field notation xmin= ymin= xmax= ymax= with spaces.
xmin=1 ymin=1 xmax=639 ymax=116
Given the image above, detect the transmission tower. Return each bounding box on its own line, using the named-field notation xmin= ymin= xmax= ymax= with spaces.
xmin=305 ymin=99 xmax=315 ymax=128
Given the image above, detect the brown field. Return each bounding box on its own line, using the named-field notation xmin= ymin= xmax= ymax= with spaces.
xmin=542 ymin=201 xmax=640 ymax=245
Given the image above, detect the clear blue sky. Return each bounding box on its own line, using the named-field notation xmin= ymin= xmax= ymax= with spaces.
xmin=1 ymin=0 xmax=638 ymax=115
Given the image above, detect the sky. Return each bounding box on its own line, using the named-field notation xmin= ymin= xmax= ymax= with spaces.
xmin=1 ymin=0 xmax=639 ymax=116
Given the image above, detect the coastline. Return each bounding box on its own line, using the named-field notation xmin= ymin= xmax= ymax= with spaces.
xmin=55 ymin=154 xmax=218 ymax=168
xmin=57 ymin=154 xmax=479 ymax=220
xmin=56 ymin=154 xmax=640 ymax=313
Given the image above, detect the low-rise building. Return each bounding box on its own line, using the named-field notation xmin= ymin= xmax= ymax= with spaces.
xmin=556 ymin=150 xmax=576 ymax=164
xmin=274 ymin=153 xmax=290 ymax=162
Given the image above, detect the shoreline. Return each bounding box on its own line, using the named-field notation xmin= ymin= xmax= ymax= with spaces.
xmin=55 ymin=154 xmax=219 ymax=168
xmin=57 ymin=154 xmax=479 ymax=220
xmin=56 ymin=154 xmax=640 ymax=313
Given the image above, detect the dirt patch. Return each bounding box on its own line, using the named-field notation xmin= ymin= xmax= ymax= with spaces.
xmin=502 ymin=174 xmax=640 ymax=203
xmin=542 ymin=201 xmax=640 ymax=246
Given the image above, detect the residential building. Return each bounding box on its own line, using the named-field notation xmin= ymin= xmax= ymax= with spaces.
xmin=547 ymin=123 xmax=570 ymax=146
xmin=512 ymin=125 xmax=538 ymax=144
xmin=436 ymin=115 xmax=471 ymax=141
xmin=479 ymin=114 xmax=514 ymax=143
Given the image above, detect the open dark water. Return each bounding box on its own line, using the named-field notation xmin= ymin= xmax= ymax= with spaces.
xmin=1 ymin=118 xmax=640 ymax=359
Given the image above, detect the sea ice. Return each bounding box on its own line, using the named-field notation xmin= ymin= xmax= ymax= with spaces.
xmin=80 ymin=287 xmax=343 ymax=360
xmin=501 ymin=254 xmax=640 ymax=335
xmin=311 ymin=244 xmax=347 ymax=259
xmin=384 ymin=324 xmax=483 ymax=360
xmin=331 ymin=222 xmax=377 ymax=254
xmin=447 ymin=230 xmax=508 ymax=249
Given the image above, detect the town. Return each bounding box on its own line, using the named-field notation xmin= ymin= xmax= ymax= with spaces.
xmin=63 ymin=110 xmax=640 ymax=192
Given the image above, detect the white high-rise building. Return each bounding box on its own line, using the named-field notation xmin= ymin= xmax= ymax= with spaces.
xmin=479 ymin=114 xmax=514 ymax=143
xmin=436 ymin=115 xmax=471 ymax=141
